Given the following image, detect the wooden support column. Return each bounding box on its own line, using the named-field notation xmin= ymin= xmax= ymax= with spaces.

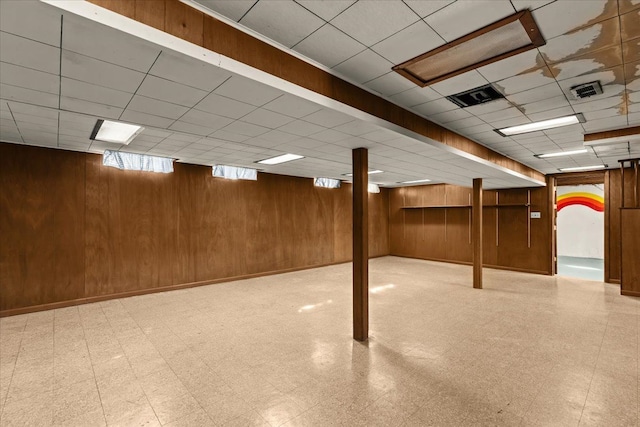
xmin=473 ymin=178 xmax=483 ymax=289
xmin=353 ymin=148 xmax=368 ymax=341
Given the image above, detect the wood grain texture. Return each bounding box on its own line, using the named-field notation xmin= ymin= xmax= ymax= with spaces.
xmin=136 ymin=0 xmax=165 ymax=30
xmin=606 ymin=167 xmax=638 ymax=283
xmin=473 ymin=179 xmax=483 ymax=289
xmin=85 ymin=0 xmax=544 ymax=183
xmin=352 ymin=148 xmax=369 ymax=342
xmin=0 ymin=144 xmax=389 ymax=314
xmin=621 ymin=209 xmax=640 ymax=293
xmin=389 ymin=184 xmax=552 ymax=275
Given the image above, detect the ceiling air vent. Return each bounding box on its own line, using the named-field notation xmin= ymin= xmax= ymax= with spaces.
xmin=447 ymin=84 xmax=504 ymax=108
xmin=571 ymin=81 xmax=603 ymax=99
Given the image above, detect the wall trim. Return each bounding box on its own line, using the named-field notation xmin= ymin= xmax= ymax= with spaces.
xmin=621 ymin=290 xmax=640 ymax=297
xmin=391 ymin=254 xmax=551 ymax=275
xmin=0 ymin=255 xmax=389 ymax=317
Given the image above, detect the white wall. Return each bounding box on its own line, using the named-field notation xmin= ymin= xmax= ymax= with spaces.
xmin=557 ymin=184 xmax=604 ymax=259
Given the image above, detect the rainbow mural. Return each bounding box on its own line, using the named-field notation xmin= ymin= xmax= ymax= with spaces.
xmin=557 ymin=192 xmax=604 ymax=212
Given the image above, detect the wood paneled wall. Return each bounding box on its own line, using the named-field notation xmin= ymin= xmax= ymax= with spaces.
xmin=0 ymin=143 xmax=389 ymax=315
xmin=85 ymin=0 xmax=544 ymax=184
xmin=389 ymin=184 xmax=553 ymax=274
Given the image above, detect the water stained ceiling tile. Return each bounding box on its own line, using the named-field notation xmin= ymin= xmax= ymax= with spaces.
xmin=533 ymin=0 xmax=619 ymax=40
xmin=540 ymin=17 xmax=620 ymax=64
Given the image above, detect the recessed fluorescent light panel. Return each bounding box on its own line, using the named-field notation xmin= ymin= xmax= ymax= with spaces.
xmin=257 ymin=153 xmax=304 ymax=165
xmin=495 ymin=113 xmax=585 ymax=136
xmin=368 ymin=184 xmax=381 ymax=194
xmin=343 ymin=170 xmax=383 ymax=177
xmin=314 ymin=177 xmax=341 ymax=189
xmin=91 ymin=119 xmax=144 ymax=145
xmin=401 ymin=178 xmax=432 ymax=184
xmin=558 ymin=165 xmax=607 ymax=172
xmin=393 ymin=10 xmax=545 ymax=87
xmin=213 ymin=165 xmax=257 ymax=180
xmin=535 ymin=149 xmax=588 ymax=158
xmin=103 ymin=150 xmax=173 ymax=173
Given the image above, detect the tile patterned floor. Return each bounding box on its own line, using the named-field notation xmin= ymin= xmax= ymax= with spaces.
xmin=0 ymin=256 xmax=638 ymax=426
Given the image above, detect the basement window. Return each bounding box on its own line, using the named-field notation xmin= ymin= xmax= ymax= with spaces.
xmin=103 ymin=150 xmax=174 ymax=173
xmin=314 ymin=177 xmax=341 ymax=189
xmin=213 ymin=165 xmax=258 ymax=180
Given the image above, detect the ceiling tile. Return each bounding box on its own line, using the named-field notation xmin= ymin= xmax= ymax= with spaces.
xmin=464 ymin=99 xmax=513 ymax=116
xmin=302 ymin=108 xmax=353 ymax=128
xmin=558 ymin=66 xmax=625 ymax=99
xmin=195 ymin=92 xmax=256 ymax=119
xmin=403 ymin=0 xmax=455 ymax=18
xmin=0 ymin=84 xmax=58 ymax=108
xmin=446 ymin=116 xmax=485 ymax=130
xmin=582 ymin=115 xmax=628 ymax=132
xmin=412 ymin=97 xmax=459 ymax=116
xmin=61 ymin=77 xmax=132 ymax=108
xmin=506 ymin=83 xmax=565 ymax=105
xmin=127 ymin=95 xmax=189 ymax=120
xmin=479 ymin=106 xmax=527 ymax=123
xmin=477 ymin=50 xmax=543 ymax=83
xmin=195 ymin=0 xmax=257 ymax=21
xmin=60 ymin=97 xmax=122 ymax=120
xmin=258 ymin=130 xmax=300 ymax=144
xmin=214 ymin=76 xmax=282 ymax=107
xmin=0 ymin=62 xmax=59 ymax=95
xmin=430 ymin=108 xmax=472 ymax=124
xmin=330 ymin=1 xmax=419 ymax=46
xmin=137 ymin=75 xmax=208 ymax=107
xmin=430 ymin=70 xmax=489 ymax=97
xmin=240 ymin=109 xmax=295 ymax=128
xmin=209 ymin=129 xmax=251 ymax=143
xmin=239 ymin=0 xmax=324 ymax=48
xmin=278 ymin=119 xmax=325 ymax=136
xmin=0 ymin=0 xmax=61 ymax=46
xmin=520 ymin=95 xmax=570 ymax=115
xmin=119 ymin=110 xmax=174 ymax=128
xmin=425 ymin=0 xmax=515 ymax=42
xmin=371 ymin=21 xmax=443 ymax=65
xmin=496 ymin=67 xmax=556 ymax=95
xmin=389 ymin=86 xmax=441 ymax=107
xmin=149 ymin=50 xmax=231 ymax=92
xmin=308 ymin=129 xmax=351 ymax=143
xmin=548 ymin=45 xmax=622 ymax=81
xmin=533 ymin=0 xmax=618 ymax=40
xmin=365 ymin=72 xmax=416 ymax=96
xmin=222 ymin=120 xmax=270 ymax=137
xmin=540 ymin=17 xmax=620 ymax=64
xmin=526 ymin=106 xmax=576 ymax=122
xmin=0 ymin=32 xmax=59 ymax=74
xmin=333 ymin=120 xmax=378 ymax=136
xmin=333 ymin=49 xmax=393 ymax=84
xmin=62 ymin=50 xmax=146 ymax=93
xmin=295 ymin=0 xmax=355 ymax=21
xmin=293 ymin=24 xmax=365 ymax=68
xmin=168 ymin=121 xmax=217 ymax=136
xmin=510 ymin=0 xmax=555 ymax=11
xmin=179 ymin=109 xmax=234 ymax=130
xmin=262 ymin=94 xmax=321 ymax=118
xmin=62 ymin=14 xmax=160 ymax=73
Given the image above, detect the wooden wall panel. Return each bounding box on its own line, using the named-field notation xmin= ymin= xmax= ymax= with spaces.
xmin=0 ymin=145 xmax=390 ymax=314
xmin=0 ymin=145 xmax=85 ymax=311
xmin=606 ymin=167 xmax=638 ymax=283
xmin=621 ymin=209 xmax=640 ymax=295
xmin=389 ymin=183 xmax=553 ymax=274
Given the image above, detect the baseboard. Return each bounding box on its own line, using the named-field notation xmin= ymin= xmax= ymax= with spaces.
xmin=621 ymin=290 xmax=640 ymax=297
xmin=607 ymin=279 xmax=621 ymax=284
xmin=391 ymin=254 xmax=550 ymax=275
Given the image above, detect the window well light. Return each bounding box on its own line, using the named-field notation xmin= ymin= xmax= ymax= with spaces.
xmin=535 ymin=148 xmax=588 ymax=158
xmin=314 ymin=177 xmax=341 ymax=189
xmin=257 ymin=153 xmax=304 ymax=165
xmin=368 ymin=183 xmax=380 ymax=193
xmin=495 ymin=113 xmax=585 ymax=136
xmin=343 ymin=170 xmax=383 ymax=177
xmin=91 ymin=119 xmax=144 ymax=144
xmin=213 ymin=165 xmax=257 ymax=180
xmin=103 ymin=150 xmax=173 ymax=173
xmin=558 ymin=164 xmax=607 ymax=172
xmin=401 ymin=178 xmax=432 ymax=184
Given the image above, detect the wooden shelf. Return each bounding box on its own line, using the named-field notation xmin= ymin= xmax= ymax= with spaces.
xmin=402 ymin=204 xmax=529 ymax=209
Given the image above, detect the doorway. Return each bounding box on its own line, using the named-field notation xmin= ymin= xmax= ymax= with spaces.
xmin=556 ymin=184 xmax=605 ymax=281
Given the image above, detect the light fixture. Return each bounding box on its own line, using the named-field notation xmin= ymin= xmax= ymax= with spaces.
xmin=213 ymin=165 xmax=257 ymax=180
xmin=257 ymin=153 xmax=304 ymax=165
xmin=535 ymin=149 xmax=588 ymax=158
xmin=401 ymin=178 xmax=432 ymax=184
xmin=314 ymin=177 xmax=341 ymax=189
xmin=393 ymin=10 xmax=545 ymax=87
xmin=91 ymin=119 xmax=144 ymax=145
xmin=368 ymin=183 xmax=380 ymax=193
xmin=343 ymin=170 xmax=383 ymax=177
xmin=558 ymin=165 xmax=607 ymax=172
xmin=102 ymin=150 xmax=174 ymax=173
xmin=495 ymin=113 xmax=585 ymax=136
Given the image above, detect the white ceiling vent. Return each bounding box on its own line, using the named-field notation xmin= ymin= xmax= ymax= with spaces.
xmin=571 ymin=81 xmax=603 ymax=99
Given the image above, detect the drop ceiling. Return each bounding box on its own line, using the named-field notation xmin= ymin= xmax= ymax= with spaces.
xmin=191 ymin=0 xmax=640 ymax=172
xmin=1 ymin=0 xmax=637 ymax=190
